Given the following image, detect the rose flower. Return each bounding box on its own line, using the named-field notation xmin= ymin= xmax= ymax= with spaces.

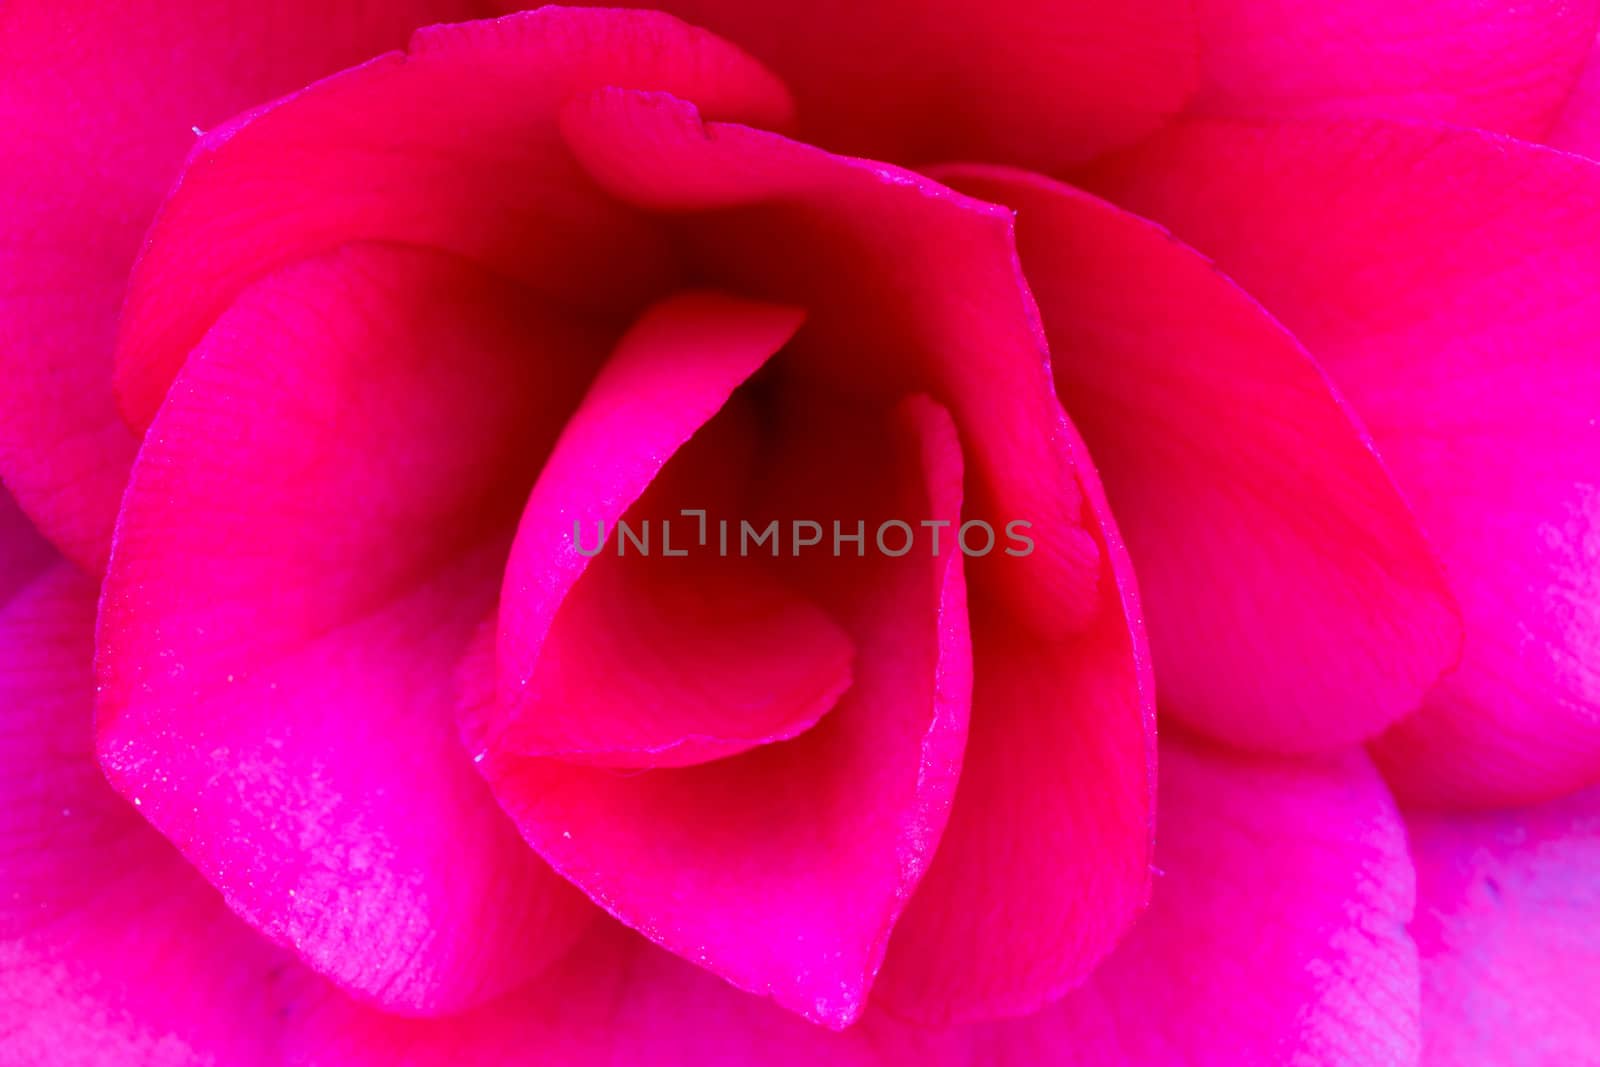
xmin=1 ymin=3 xmax=1596 ymax=1065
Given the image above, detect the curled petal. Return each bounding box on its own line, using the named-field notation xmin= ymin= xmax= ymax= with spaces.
xmin=934 ymin=164 xmax=1459 ymax=754
xmin=1082 ymin=118 xmax=1600 ymax=808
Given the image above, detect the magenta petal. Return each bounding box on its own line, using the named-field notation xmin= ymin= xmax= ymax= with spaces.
xmin=935 ymin=164 xmax=1460 ymax=754
xmin=1549 ymin=30 xmax=1600 ymax=158
xmin=505 ymin=0 xmax=1197 ymax=169
xmin=281 ymin=922 xmax=966 ymax=1067
xmin=978 ymin=734 xmax=1420 ymax=1066
xmin=562 ymin=86 xmax=1105 ymax=637
xmin=483 ymin=292 xmax=852 ymax=767
xmin=471 ymin=395 xmax=971 ymax=1028
xmin=96 ymin=244 xmax=602 ymax=1014
xmin=0 ymin=0 xmax=480 ymax=571
xmin=1082 ymin=119 xmax=1600 ymax=808
xmin=2 ymin=561 xmax=288 ymax=1064
xmin=1192 ymin=0 xmax=1600 ymax=138
xmin=873 ymin=589 xmax=1153 ymax=1023
xmin=1408 ymin=786 xmax=1600 ymax=1065
xmin=112 ymin=6 xmax=793 ymax=433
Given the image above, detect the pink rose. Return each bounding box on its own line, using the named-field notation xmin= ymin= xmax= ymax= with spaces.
xmin=2 ymin=3 xmax=1597 ymax=1064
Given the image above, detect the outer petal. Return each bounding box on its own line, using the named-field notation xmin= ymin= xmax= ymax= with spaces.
xmin=112 ymin=7 xmax=794 ymax=433
xmin=0 ymin=0 xmax=479 ymax=571
xmin=524 ymin=0 xmax=1197 ymax=169
xmin=280 ymin=922 xmax=968 ymax=1067
xmin=1 ymin=556 xmax=287 ymax=1066
xmin=933 ymin=164 xmax=1460 ymax=754
xmin=1192 ymin=0 xmax=1600 ymax=138
xmin=1081 ymin=119 xmax=1600 ymax=808
xmin=95 ymin=244 xmax=602 ymax=1015
xmin=978 ymin=733 xmax=1421 ymax=1067
xmin=1408 ymin=786 xmax=1600 ymax=1066
xmin=471 ymin=392 xmax=972 ymax=1028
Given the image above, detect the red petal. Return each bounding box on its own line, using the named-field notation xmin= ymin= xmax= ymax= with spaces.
xmin=1409 ymin=786 xmax=1600 ymax=1065
xmin=561 ymin=86 xmax=1104 ymax=637
xmin=935 ymin=164 xmax=1459 ymax=753
xmin=0 ymin=0 xmax=479 ymax=571
xmin=481 ymin=292 xmax=851 ymax=769
xmin=1192 ymin=0 xmax=1600 ymax=138
xmin=499 ymin=0 xmax=1196 ymax=169
xmin=562 ymin=86 xmax=1155 ymax=1023
xmin=96 ymin=244 xmax=603 ymax=1014
xmin=112 ymin=7 xmax=793 ymax=434
xmin=1081 ymin=119 xmax=1600 ymax=808
xmin=472 ymin=393 xmax=971 ymax=1028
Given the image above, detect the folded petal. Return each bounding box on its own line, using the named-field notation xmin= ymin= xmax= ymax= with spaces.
xmin=470 ymin=391 xmax=971 ymax=1028
xmin=933 ymin=164 xmax=1460 ymax=754
xmin=1408 ymin=786 xmax=1600 ymax=1066
xmin=1192 ymin=0 xmax=1600 ymax=138
xmin=508 ymin=0 xmax=1196 ymax=169
xmin=1081 ymin=119 xmax=1600 ymax=808
xmin=95 ymin=243 xmax=603 ymax=1015
xmin=2 ymin=559 xmax=288 ymax=1066
xmin=977 ymin=733 xmax=1420 ymax=1066
xmin=562 ymin=87 xmax=1156 ymax=1022
xmin=482 ymin=291 xmax=852 ymax=768
xmin=561 ymin=86 xmax=1104 ymax=637
xmin=112 ymin=7 xmax=794 ymax=433
xmin=0 ymin=0 xmax=479 ymax=570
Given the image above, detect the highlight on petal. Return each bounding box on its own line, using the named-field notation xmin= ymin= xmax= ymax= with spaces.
xmin=112 ymin=5 xmax=794 ymax=433
xmin=977 ymin=733 xmax=1421 ymax=1067
xmin=2 ymin=559 xmax=287 ymax=1065
xmin=467 ymin=381 xmax=973 ymax=1029
xmin=1080 ymin=118 xmax=1600 ymax=808
xmin=0 ymin=0 xmax=480 ymax=571
xmin=933 ymin=164 xmax=1459 ymax=754
xmin=508 ymin=0 xmax=1197 ymax=169
xmin=559 ymin=86 xmax=1155 ymax=1023
xmin=96 ymin=243 xmax=604 ymax=1015
xmin=1408 ymin=786 xmax=1600 ymax=1066
xmin=1191 ymin=0 xmax=1600 ymax=138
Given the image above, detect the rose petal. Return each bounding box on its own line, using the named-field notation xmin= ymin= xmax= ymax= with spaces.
xmin=96 ymin=243 xmax=604 ymax=1014
xmin=1081 ymin=119 xmax=1600 ymax=808
xmin=112 ymin=7 xmax=794 ymax=434
xmin=562 ymin=87 xmax=1156 ymax=1022
xmin=0 ymin=0 xmax=479 ymax=571
xmin=281 ymin=921 xmax=964 ymax=1067
xmin=481 ymin=291 xmax=854 ymax=768
xmin=1408 ymin=786 xmax=1600 ymax=1066
xmin=977 ymin=733 xmax=1421 ymax=1066
xmin=2 ymin=561 xmax=288 ymax=1065
xmin=932 ymin=164 xmax=1460 ymax=754
xmin=511 ymin=0 xmax=1196 ymax=169
xmin=1549 ymin=30 xmax=1600 ymax=158
xmin=1191 ymin=0 xmax=1600 ymax=138
xmin=471 ymin=393 xmax=971 ymax=1028
xmin=561 ymin=86 xmax=1103 ymax=637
